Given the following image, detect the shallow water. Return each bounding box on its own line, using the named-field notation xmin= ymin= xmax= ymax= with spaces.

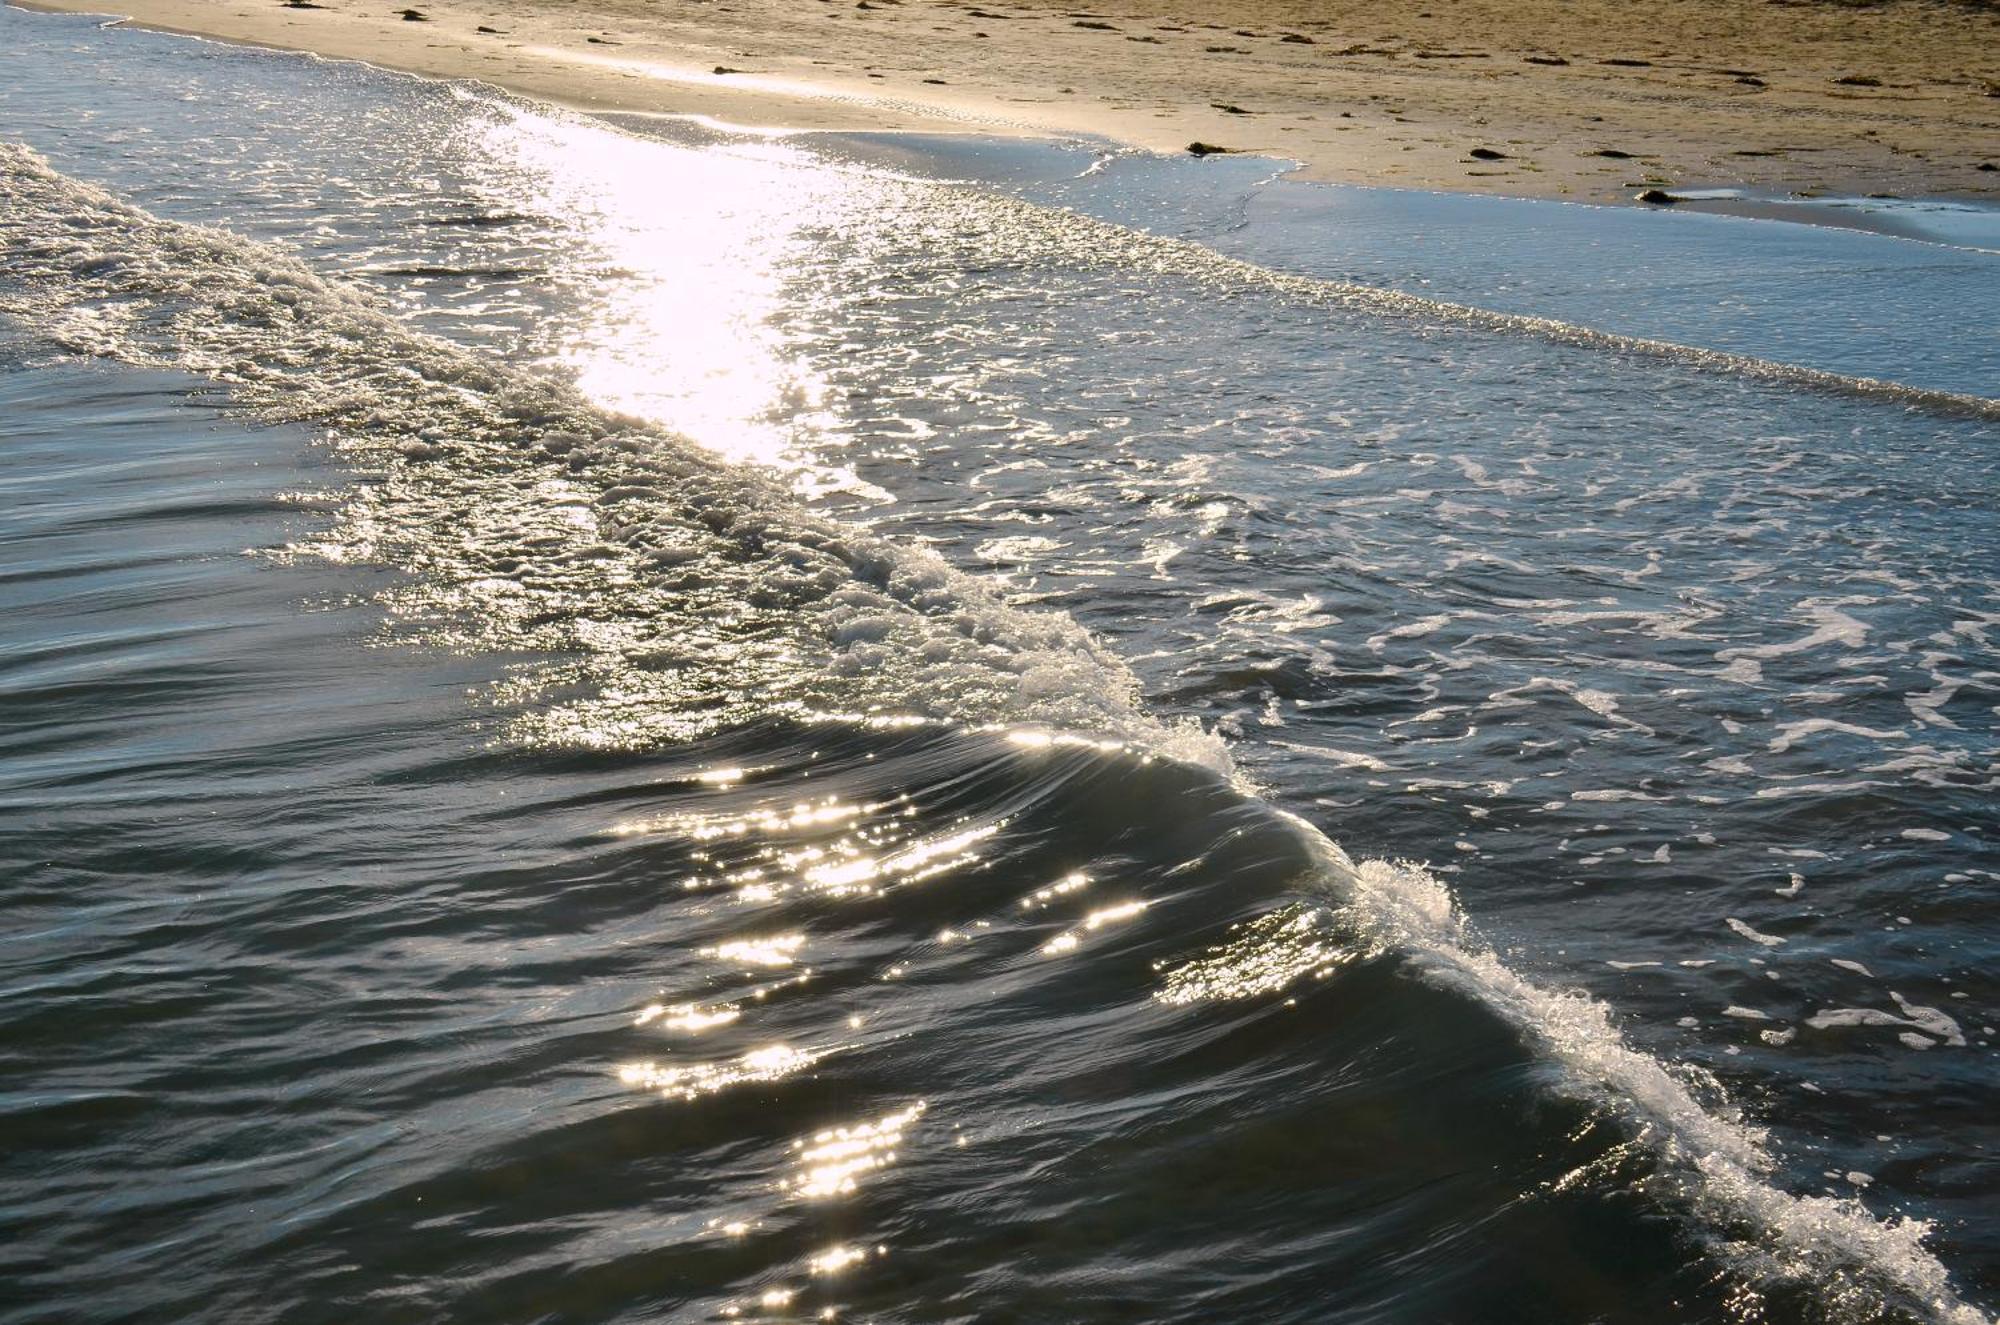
xmin=1 ymin=7 xmax=1996 ymax=1323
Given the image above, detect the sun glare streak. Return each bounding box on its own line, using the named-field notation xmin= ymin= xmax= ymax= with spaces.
xmin=1155 ymin=906 xmax=1348 ymax=1004
xmin=617 ymin=1044 xmax=821 ymax=1100
xmin=613 ymin=795 xmax=1001 ymax=904
xmin=1041 ymin=900 xmax=1149 ymax=955
xmin=477 ymin=109 xmax=852 ymax=474
xmin=800 ymin=823 xmax=999 ymax=894
xmin=708 ymin=933 xmax=808 ymax=967
xmin=636 ymin=1001 xmax=743 ymax=1031
xmin=613 ymin=796 xmax=877 ymax=842
xmin=1019 ymin=871 xmax=1090 ymax=909
xmin=789 ymin=1101 xmax=927 ymax=1198
xmin=809 ymin=1244 xmax=876 ymax=1275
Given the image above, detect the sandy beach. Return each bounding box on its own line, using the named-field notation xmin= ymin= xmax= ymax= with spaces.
xmin=16 ymin=0 xmax=1999 ymax=203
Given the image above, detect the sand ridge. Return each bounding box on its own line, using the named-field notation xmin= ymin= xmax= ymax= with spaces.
xmin=13 ymin=0 xmax=1999 ymax=203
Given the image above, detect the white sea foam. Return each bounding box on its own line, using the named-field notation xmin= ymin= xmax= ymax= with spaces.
xmin=1365 ymin=613 xmax=1455 ymax=649
xmin=1268 ymin=740 xmax=1392 ymax=772
xmin=1719 ymin=600 xmax=1875 ymax=666
xmin=1808 ymin=1000 xmax=1966 ymax=1049
xmin=1285 ymin=824 xmax=1988 ymax=1325
xmin=1728 ymin=918 xmax=1788 ymax=948
xmin=1770 ymin=718 xmax=1910 ymax=754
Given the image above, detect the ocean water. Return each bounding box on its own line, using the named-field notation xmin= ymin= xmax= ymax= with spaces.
xmin=2 ymin=7 xmax=1997 ymax=1323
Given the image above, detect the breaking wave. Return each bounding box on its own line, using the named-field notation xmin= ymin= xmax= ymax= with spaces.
xmin=1 ymin=138 xmax=1987 ymax=1323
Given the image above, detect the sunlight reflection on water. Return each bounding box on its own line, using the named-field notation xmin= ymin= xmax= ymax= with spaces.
xmin=480 ymin=109 xmax=860 ymax=486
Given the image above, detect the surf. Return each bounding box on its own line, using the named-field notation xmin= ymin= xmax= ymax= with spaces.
xmin=4 ymin=135 xmax=1988 ymax=1322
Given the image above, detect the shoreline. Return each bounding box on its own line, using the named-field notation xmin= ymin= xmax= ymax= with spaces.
xmin=11 ymin=0 xmax=1998 ymax=208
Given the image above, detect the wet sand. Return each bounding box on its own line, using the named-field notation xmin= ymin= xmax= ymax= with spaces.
xmin=16 ymin=0 xmax=1999 ymax=202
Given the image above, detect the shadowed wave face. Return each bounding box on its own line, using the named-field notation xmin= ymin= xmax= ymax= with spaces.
xmin=1 ymin=9 xmax=1996 ymax=1325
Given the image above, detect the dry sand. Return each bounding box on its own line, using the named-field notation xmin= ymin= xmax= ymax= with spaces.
xmin=15 ymin=0 xmax=2000 ymax=203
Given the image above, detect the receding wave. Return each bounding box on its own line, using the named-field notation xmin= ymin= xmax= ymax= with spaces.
xmin=799 ymin=140 xmax=1999 ymax=421
xmin=0 ymin=139 xmax=1987 ymax=1324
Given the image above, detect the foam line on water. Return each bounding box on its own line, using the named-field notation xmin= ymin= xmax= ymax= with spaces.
xmin=0 ymin=140 xmax=1987 ymax=1323
xmin=1285 ymin=816 xmax=1991 ymax=1325
xmin=733 ymin=126 xmax=1998 ymax=417
xmin=941 ymin=181 xmax=2000 ymax=421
